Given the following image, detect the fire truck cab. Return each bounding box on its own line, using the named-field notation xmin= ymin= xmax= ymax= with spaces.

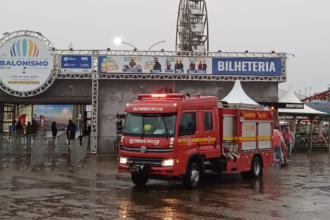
xmin=118 ymin=93 xmax=274 ymax=189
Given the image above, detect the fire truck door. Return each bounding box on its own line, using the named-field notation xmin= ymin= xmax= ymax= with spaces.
xmin=199 ymin=110 xmax=217 ymax=156
xmin=178 ymin=111 xmax=200 ymax=154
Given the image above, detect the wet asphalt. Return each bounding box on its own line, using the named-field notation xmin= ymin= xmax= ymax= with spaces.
xmin=1 ymin=153 xmax=330 ymax=220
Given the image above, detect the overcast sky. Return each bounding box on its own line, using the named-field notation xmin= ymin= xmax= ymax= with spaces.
xmin=1 ymin=0 xmax=329 ymax=96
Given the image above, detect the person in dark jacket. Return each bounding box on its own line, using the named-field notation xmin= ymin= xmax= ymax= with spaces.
xmin=202 ymin=61 xmax=207 ymax=71
xmin=32 ymin=119 xmax=38 ymax=133
xmin=31 ymin=119 xmax=38 ymax=139
xmin=153 ymin=57 xmax=161 ymax=70
xmin=16 ymin=121 xmax=23 ymax=135
xmin=177 ymin=61 xmax=184 ymax=69
xmin=66 ymin=120 xmax=76 ymax=144
xmin=25 ymin=122 xmax=32 ymax=135
xmin=51 ymin=122 xmax=57 ymax=137
xmin=189 ymin=61 xmax=196 ymax=70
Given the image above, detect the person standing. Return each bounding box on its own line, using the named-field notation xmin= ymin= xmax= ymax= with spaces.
xmin=15 ymin=121 xmax=23 ymax=135
xmin=282 ymin=127 xmax=295 ymax=157
xmin=189 ymin=61 xmax=196 ymax=71
xmin=66 ymin=120 xmax=77 ymax=144
xmin=153 ymin=57 xmax=161 ymax=71
xmin=51 ymin=122 xmax=58 ymax=137
xmin=202 ymin=61 xmax=207 ymax=71
xmin=51 ymin=122 xmax=57 ymax=152
xmin=25 ymin=122 xmax=32 ymax=135
xmin=197 ymin=61 xmax=203 ymax=70
xmin=32 ymin=119 xmax=38 ymax=140
xmin=174 ymin=60 xmax=179 ymax=71
xmin=25 ymin=122 xmax=32 ymax=151
xmin=273 ymin=126 xmax=288 ymax=167
xmin=129 ymin=58 xmax=136 ymax=69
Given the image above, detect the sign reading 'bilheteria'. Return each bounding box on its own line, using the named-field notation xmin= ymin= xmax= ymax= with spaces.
xmin=212 ymin=58 xmax=282 ymax=76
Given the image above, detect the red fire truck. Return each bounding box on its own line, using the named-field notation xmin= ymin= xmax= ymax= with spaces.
xmin=118 ymin=93 xmax=274 ymax=189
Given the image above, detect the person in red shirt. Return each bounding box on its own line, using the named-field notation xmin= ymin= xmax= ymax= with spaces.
xmin=273 ymin=126 xmax=289 ymax=167
xmin=282 ymin=127 xmax=295 ymax=157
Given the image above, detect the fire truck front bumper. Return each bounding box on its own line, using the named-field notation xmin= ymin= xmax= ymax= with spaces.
xmin=118 ymin=156 xmax=180 ymax=177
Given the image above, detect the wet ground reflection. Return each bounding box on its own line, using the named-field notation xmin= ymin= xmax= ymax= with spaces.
xmin=1 ymin=153 xmax=330 ymax=219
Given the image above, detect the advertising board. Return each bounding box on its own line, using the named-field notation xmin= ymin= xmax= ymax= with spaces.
xmin=60 ymin=55 xmax=92 ymax=73
xmin=0 ymin=36 xmax=53 ymax=92
xmin=98 ymin=56 xmax=212 ymax=74
xmin=98 ymin=56 xmax=282 ymax=76
xmin=305 ymin=102 xmax=330 ymax=114
xmin=212 ymin=58 xmax=282 ymax=76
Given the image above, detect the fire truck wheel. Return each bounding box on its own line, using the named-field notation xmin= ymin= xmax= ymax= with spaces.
xmin=131 ymin=173 xmax=149 ymax=186
xmin=251 ymin=157 xmax=262 ymax=178
xmin=241 ymin=157 xmax=262 ymax=179
xmin=183 ymin=163 xmax=200 ymax=189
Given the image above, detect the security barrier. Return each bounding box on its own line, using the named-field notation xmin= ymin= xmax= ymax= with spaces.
xmin=70 ymin=139 xmax=81 ymax=167
xmin=97 ymin=136 xmax=120 ymax=155
xmin=69 ymin=136 xmax=89 ymax=168
xmin=30 ymin=135 xmax=68 ymax=169
xmin=57 ymin=133 xmax=68 ymax=156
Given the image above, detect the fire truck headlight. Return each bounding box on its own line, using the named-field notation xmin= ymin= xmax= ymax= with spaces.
xmin=162 ymin=159 xmax=174 ymax=166
xmin=119 ymin=157 xmax=128 ymax=164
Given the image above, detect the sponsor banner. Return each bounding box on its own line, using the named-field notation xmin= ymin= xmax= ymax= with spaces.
xmin=0 ymin=36 xmax=53 ymax=92
xmin=212 ymin=58 xmax=282 ymax=76
xmin=305 ymin=102 xmax=330 ymax=114
xmin=97 ymin=56 xmax=212 ymax=74
xmin=40 ymin=115 xmax=45 ymax=131
xmin=60 ymin=55 xmax=92 ymax=73
xmin=98 ymin=56 xmax=282 ymax=76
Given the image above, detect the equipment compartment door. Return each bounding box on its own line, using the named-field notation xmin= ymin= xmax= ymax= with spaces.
xmin=258 ymin=122 xmax=272 ymax=150
xmin=241 ymin=122 xmax=257 ymax=151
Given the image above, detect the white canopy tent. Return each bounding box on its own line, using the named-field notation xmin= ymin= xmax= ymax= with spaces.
xmin=279 ymin=85 xmax=328 ymax=152
xmin=278 ymin=85 xmax=327 ymax=115
xmin=221 ymin=80 xmax=260 ymax=106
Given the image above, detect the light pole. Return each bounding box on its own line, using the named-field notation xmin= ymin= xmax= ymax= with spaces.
xmin=121 ymin=41 xmax=138 ymax=50
xmin=148 ymin=40 xmax=166 ymax=51
xmin=114 ymin=38 xmax=137 ymax=50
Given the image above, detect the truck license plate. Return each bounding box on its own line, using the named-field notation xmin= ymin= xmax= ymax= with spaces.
xmin=130 ymin=167 xmax=139 ymax=172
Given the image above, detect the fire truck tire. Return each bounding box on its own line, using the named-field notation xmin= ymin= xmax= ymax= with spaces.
xmin=241 ymin=157 xmax=262 ymax=179
xmin=251 ymin=157 xmax=262 ymax=178
xmin=131 ymin=173 xmax=149 ymax=186
xmin=183 ymin=163 xmax=200 ymax=189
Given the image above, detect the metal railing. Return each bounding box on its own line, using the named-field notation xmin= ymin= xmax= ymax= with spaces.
xmin=297 ymin=135 xmax=328 ymax=147
xmin=69 ymin=136 xmax=89 ymax=168
xmin=30 ymin=134 xmax=69 ymax=169
xmin=97 ymin=136 xmax=120 ymax=155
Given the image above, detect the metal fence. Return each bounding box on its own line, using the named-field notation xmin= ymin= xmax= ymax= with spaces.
xmin=97 ymin=136 xmax=120 ymax=155
xmin=297 ymin=135 xmax=328 ymax=147
xmin=70 ymin=136 xmax=89 ymax=167
xmin=30 ymin=134 xmax=68 ymax=169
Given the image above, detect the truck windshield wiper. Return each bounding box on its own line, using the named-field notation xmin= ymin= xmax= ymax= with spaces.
xmin=141 ymin=116 xmax=145 ymax=139
xmin=161 ymin=117 xmax=169 ymax=140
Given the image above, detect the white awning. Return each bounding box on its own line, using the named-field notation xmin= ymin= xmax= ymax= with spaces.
xmin=221 ymin=80 xmax=259 ymax=105
xmin=278 ymin=85 xmax=327 ymax=115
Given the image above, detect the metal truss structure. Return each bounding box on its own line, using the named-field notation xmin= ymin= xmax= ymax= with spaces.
xmin=176 ymin=0 xmax=209 ymax=52
xmin=0 ymin=31 xmax=288 ymax=153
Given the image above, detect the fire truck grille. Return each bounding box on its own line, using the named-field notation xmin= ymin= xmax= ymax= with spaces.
xmin=127 ymin=157 xmax=163 ymax=167
xmin=121 ymin=146 xmax=173 ymax=153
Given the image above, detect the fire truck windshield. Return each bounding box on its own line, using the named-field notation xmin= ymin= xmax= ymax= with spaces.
xmin=124 ymin=113 xmax=177 ymax=137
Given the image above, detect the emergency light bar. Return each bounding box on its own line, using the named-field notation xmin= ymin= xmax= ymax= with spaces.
xmin=138 ymin=94 xmax=185 ymax=100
